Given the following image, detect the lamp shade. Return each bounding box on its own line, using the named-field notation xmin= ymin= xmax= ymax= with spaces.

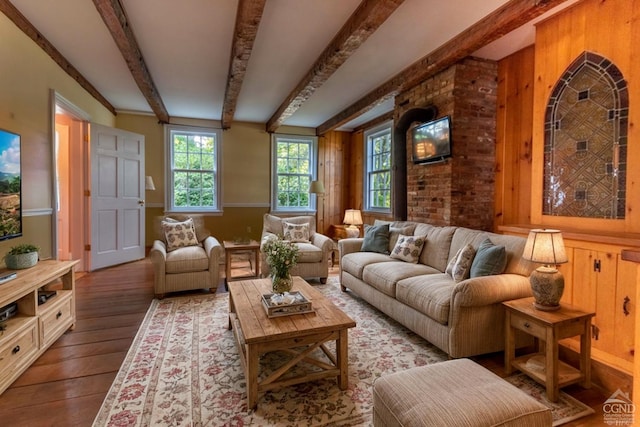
xmin=343 ymin=209 xmax=363 ymax=226
xmin=522 ymin=229 xmax=568 ymax=265
xmin=309 ymin=180 xmax=325 ymax=194
xmin=145 ymin=175 xmax=156 ymax=191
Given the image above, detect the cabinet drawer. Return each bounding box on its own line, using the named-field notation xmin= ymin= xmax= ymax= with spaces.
xmin=510 ymin=314 xmax=546 ymax=339
xmin=39 ymin=294 xmax=73 ymax=347
xmin=0 ymin=318 xmax=38 ymax=388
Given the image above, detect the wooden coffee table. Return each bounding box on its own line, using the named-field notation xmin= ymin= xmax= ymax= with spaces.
xmin=228 ymin=276 xmax=356 ymax=409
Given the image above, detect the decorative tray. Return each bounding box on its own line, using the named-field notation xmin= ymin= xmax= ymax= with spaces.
xmin=261 ymin=291 xmax=313 ymax=318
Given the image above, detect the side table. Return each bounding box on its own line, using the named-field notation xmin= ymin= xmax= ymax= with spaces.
xmin=223 ymin=240 xmax=261 ymax=287
xmin=503 ymin=297 xmax=595 ymax=402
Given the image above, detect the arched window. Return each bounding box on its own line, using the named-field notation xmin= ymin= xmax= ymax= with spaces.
xmin=543 ymin=52 xmax=628 ymax=219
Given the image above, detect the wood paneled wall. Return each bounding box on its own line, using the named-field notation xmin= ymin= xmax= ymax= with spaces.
xmin=317 ymin=131 xmax=351 ymax=235
xmin=494 ymin=45 xmax=535 ymax=229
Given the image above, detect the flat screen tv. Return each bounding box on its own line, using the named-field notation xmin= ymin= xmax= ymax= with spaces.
xmin=411 ymin=115 xmax=452 ymax=164
xmin=0 ymin=129 xmax=21 ymax=241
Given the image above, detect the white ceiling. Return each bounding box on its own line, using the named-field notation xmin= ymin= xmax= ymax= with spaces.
xmin=9 ymin=0 xmax=578 ymax=131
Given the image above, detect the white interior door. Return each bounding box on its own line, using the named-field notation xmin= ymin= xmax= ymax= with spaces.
xmin=89 ymin=123 xmax=145 ymax=271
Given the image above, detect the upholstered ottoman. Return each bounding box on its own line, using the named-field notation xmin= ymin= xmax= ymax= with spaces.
xmin=373 ymin=359 xmax=552 ymax=427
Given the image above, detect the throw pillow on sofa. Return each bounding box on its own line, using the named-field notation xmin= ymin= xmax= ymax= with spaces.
xmin=283 ymin=221 xmax=310 ymax=242
xmin=446 ymin=243 xmax=476 ymax=282
xmin=470 ymin=238 xmax=507 ymax=277
xmin=390 ymin=234 xmax=427 ymax=263
xmin=361 ymin=223 xmax=390 ymax=254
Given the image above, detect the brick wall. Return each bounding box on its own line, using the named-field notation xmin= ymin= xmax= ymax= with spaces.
xmin=395 ymin=57 xmax=497 ymax=230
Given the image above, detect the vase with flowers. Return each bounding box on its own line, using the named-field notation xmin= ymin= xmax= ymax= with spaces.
xmin=262 ymin=235 xmax=300 ymax=294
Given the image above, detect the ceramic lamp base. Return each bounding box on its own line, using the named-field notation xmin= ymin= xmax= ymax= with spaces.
xmin=530 ymin=266 xmax=564 ymax=311
xmin=345 ymin=225 xmax=359 ymax=238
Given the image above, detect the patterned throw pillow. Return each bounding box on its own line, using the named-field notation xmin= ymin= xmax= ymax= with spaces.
xmin=390 ymin=234 xmax=427 ymax=263
xmin=283 ymin=221 xmax=310 ymax=243
xmin=162 ymin=217 xmax=199 ymax=252
xmin=445 ymin=244 xmax=476 ymax=282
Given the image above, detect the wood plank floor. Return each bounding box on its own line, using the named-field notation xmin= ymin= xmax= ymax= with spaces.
xmin=0 ymin=258 xmax=609 ymax=426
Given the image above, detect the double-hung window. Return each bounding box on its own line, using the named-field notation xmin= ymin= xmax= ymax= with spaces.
xmin=272 ymin=134 xmax=317 ymax=213
xmin=364 ymin=122 xmax=392 ymax=212
xmin=165 ymin=124 xmax=222 ymax=213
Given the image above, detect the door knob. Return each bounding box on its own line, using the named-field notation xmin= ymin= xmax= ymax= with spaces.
xmin=138 ymin=200 xmax=145 ymax=206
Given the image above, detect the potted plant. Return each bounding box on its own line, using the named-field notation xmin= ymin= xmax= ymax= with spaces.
xmin=4 ymin=244 xmax=39 ymax=269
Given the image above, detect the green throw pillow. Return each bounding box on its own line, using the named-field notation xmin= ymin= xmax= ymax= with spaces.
xmin=361 ymin=223 xmax=390 ymax=254
xmin=470 ymin=238 xmax=507 ymax=277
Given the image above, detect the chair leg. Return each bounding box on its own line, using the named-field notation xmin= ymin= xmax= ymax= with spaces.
xmin=320 ymin=277 xmax=327 ymax=284
xmin=156 ymin=293 xmax=165 ymax=300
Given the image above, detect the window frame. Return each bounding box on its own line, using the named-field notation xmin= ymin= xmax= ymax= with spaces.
xmin=164 ymin=124 xmax=222 ymax=214
xmin=271 ymin=133 xmax=318 ymax=214
xmin=364 ymin=121 xmax=393 ymax=213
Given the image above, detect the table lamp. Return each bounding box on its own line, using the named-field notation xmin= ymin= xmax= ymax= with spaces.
xmin=343 ymin=209 xmax=363 ymax=238
xmin=522 ymin=229 xmax=568 ymax=311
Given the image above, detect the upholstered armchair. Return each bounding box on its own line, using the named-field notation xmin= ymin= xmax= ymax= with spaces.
xmin=149 ymin=215 xmax=223 ymax=298
xmin=260 ymin=213 xmax=333 ymax=284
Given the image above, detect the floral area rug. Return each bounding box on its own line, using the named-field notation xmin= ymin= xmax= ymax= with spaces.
xmin=93 ymin=279 xmax=593 ymax=426
xmin=504 ymin=374 xmax=595 ymax=426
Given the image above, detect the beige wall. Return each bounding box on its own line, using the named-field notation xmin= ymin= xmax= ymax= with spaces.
xmin=0 ymin=13 xmax=115 ymax=260
xmin=116 ymin=113 xmax=318 ymax=245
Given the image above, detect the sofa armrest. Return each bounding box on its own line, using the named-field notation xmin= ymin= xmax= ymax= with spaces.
xmin=149 ymin=240 xmax=167 ymax=263
xmin=338 ymin=238 xmax=363 ymax=258
xmin=451 ymin=274 xmax=532 ymax=308
xmin=311 ymin=232 xmax=333 ymax=253
xmin=203 ymin=236 xmax=223 ymax=263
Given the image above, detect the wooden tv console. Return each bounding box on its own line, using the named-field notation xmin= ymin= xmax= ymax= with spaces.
xmin=0 ymin=259 xmax=79 ymax=395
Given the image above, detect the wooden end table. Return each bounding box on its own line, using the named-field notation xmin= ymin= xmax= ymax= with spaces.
xmin=223 ymin=240 xmax=261 ymax=286
xmin=503 ymin=297 xmax=595 ymax=402
xmin=228 ymin=276 xmax=356 ymax=409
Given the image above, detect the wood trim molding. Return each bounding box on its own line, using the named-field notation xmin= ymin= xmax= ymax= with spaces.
xmin=0 ymin=0 xmax=116 ymax=116
xmin=266 ymin=0 xmax=404 ymax=133
xmin=221 ymin=0 xmax=266 ymax=129
xmin=92 ymin=0 xmax=170 ymax=123
xmin=316 ymin=0 xmax=572 ymax=135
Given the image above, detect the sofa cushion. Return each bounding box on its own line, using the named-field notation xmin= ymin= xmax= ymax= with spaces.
xmin=341 ymin=252 xmax=397 ymax=279
xmin=165 ymin=245 xmax=209 ymax=273
xmin=470 ymin=238 xmax=507 ymax=277
xmin=294 ymin=242 xmax=323 ymax=263
xmin=390 ymin=234 xmax=427 ymax=263
xmin=417 ymin=225 xmax=456 ymax=272
xmin=396 ymin=274 xmax=456 ymax=325
xmin=374 ymin=220 xmax=417 ymax=252
xmin=445 ymin=243 xmax=476 ymax=282
xmin=363 ymin=262 xmax=436 ymax=297
xmin=361 ymin=223 xmax=390 ymax=254
xmin=283 ymin=221 xmax=310 ymax=242
xmin=162 ymin=218 xmax=199 ymax=252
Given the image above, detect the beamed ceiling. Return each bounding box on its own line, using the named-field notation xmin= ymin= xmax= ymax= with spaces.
xmin=1 ymin=0 xmax=578 ymax=133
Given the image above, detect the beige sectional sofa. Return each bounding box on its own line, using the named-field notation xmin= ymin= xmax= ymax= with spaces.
xmin=339 ymin=220 xmax=536 ymax=358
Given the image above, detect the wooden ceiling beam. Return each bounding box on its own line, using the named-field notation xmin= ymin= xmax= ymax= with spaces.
xmin=266 ymin=0 xmax=404 ymax=133
xmin=0 ymin=0 xmax=116 ymax=115
xmin=93 ymin=0 xmax=169 ymax=123
xmin=221 ymin=0 xmax=266 ymax=129
xmin=316 ymin=0 xmax=571 ymax=135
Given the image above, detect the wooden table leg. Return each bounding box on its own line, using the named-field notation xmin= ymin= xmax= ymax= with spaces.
xmin=546 ymin=326 xmax=560 ymax=402
xmin=228 ymin=290 xmax=235 ymax=330
xmin=337 ymin=329 xmax=349 ymax=389
xmin=246 ymin=344 xmax=259 ymax=410
xmin=581 ymin=319 xmax=592 ymax=388
xmin=504 ymin=311 xmax=514 ymax=374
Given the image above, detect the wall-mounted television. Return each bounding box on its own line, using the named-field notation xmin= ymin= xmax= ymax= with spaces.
xmin=0 ymin=129 xmax=21 ymax=241
xmin=411 ymin=115 xmax=452 ymax=164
